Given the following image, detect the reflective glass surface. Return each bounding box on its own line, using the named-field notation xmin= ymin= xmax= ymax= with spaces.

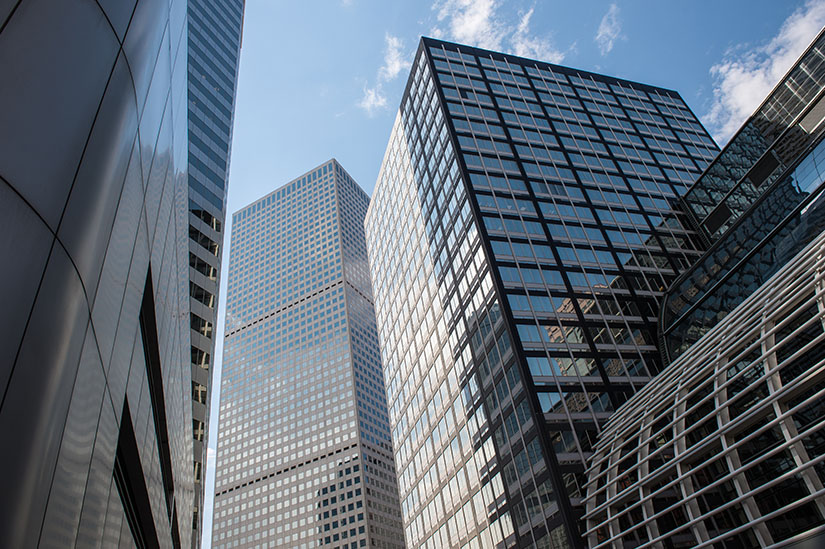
xmin=682 ymin=30 xmax=825 ymax=240
xmin=366 ymin=37 xmax=717 ymax=547
xmin=663 ymin=132 xmax=825 ymax=360
xmin=186 ymin=0 xmax=245 ymax=541
xmin=586 ymin=230 xmax=825 ymax=548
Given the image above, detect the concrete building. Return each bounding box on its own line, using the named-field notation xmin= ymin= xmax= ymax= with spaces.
xmin=212 ymin=160 xmax=404 ymax=549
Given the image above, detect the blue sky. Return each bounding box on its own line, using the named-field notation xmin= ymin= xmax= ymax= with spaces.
xmin=202 ymin=1 xmax=825 ymax=545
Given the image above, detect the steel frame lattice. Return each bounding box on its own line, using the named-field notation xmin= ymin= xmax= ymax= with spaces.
xmin=584 ymin=229 xmax=825 ymax=547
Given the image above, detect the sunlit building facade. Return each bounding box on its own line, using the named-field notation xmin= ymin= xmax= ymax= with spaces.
xmin=212 ymin=160 xmax=404 ymax=548
xmin=365 ymin=38 xmax=716 ymax=547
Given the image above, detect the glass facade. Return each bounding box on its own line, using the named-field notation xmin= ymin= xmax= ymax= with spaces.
xmin=365 ymin=37 xmax=717 ymax=548
xmin=584 ymin=229 xmax=825 ymax=548
xmin=681 ymin=30 xmax=825 ymax=241
xmin=0 ymin=0 xmax=193 ymax=546
xmin=212 ymin=160 xmax=404 ymax=548
xmin=186 ymin=0 xmax=245 ymax=543
xmin=661 ymin=28 xmax=825 ymax=362
xmin=662 ymin=133 xmax=825 ymax=360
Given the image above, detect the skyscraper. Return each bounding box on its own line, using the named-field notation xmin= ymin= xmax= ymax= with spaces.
xmin=0 ymin=0 xmax=194 ymax=546
xmin=186 ymin=0 xmax=245 ymax=543
xmin=364 ymin=37 xmax=717 ymax=548
xmin=212 ymin=160 xmax=404 ymax=549
xmin=583 ymin=28 xmax=825 ymax=548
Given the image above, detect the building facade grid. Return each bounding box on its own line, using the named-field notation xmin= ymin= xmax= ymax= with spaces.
xmin=212 ymin=160 xmax=404 ymax=549
xmin=185 ymin=1 xmax=245 ymax=543
xmin=365 ymin=37 xmax=718 ymax=548
xmin=681 ymin=31 xmax=825 ymax=240
xmin=661 ymin=29 xmax=825 ymax=363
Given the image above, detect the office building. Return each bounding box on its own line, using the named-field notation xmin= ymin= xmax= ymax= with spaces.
xmin=212 ymin=160 xmax=404 ymax=548
xmin=0 ymin=0 xmax=194 ymax=546
xmin=584 ymin=28 xmax=825 ymax=548
xmin=186 ymin=0 xmax=245 ymax=543
xmin=364 ymin=37 xmax=717 ymax=548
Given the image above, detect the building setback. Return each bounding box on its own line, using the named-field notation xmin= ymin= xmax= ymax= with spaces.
xmin=186 ymin=0 xmax=245 ymax=544
xmin=584 ymin=28 xmax=825 ymax=548
xmin=0 ymin=0 xmax=194 ymax=546
xmin=212 ymin=160 xmax=404 ymax=548
xmin=364 ymin=37 xmax=718 ymax=548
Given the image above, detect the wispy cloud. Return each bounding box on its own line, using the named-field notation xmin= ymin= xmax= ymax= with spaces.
xmin=429 ymin=25 xmax=446 ymax=40
xmin=358 ymin=84 xmax=388 ymax=116
xmin=431 ymin=0 xmax=566 ymax=63
xmin=512 ymin=8 xmax=565 ymax=63
xmin=433 ymin=0 xmax=505 ymax=50
xmin=358 ymin=34 xmax=412 ymax=116
xmin=378 ymin=34 xmax=411 ymax=81
xmin=594 ymin=3 xmax=621 ymax=56
xmin=705 ymin=0 xmax=825 ymax=144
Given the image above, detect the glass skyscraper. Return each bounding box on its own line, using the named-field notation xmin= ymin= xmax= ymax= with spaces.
xmin=0 ymin=0 xmax=194 ymax=546
xmin=364 ymin=38 xmax=717 ymax=548
xmin=186 ymin=0 xmax=245 ymax=544
xmin=212 ymin=160 xmax=404 ymax=548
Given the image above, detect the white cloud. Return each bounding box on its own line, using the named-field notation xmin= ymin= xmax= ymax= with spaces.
xmin=432 ymin=0 xmax=566 ymax=63
xmin=379 ymin=34 xmax=411 ymax=81
xmin=435 ymin=0 xmax=505 ymax=50
xmin=512 ymin=8 xmax=565 ymax=63
xmin=705 ymin=0 xmax=825 ymax=144
xmin=206 ymin=447 xmax=216 ymax=464
xmin=595 ymin=3 xmax=621 ymax=56
xmin=358 ymin=34 xmax=411 ymax=116
xmin=359 ymin=2 xmax=573 ymax=116
xmin=358 ymin=84 xmax=387 ymax=116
